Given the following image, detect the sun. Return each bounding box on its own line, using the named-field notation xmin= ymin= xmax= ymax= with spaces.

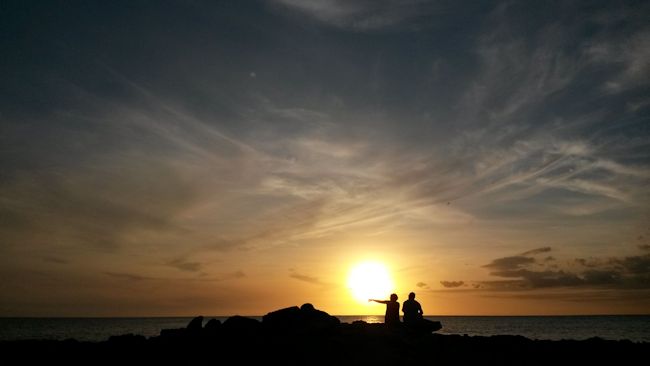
xmin=347 ymin=261 xmax=394 ymax=304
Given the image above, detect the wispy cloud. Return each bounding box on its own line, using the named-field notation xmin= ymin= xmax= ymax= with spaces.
xmin=216 ymin=271 xmax=247 ymax=281
xmin=520 ymin=247 xmax=552 ymax=256
xmin=289 ymin=269 xmax=327 ymax=286
xmin=585 ymin=29 xmax=650 ymax=93
xmin=0 ymin=156 xmax=195 ymax=252
xmin=104 ymin=272 xmax=155 ymax=282
xmin=165 ymin=258 xmax=202 ymax=272
xmin=104 ymin=270 xmax=245 ymax=282
xmin=269 ymin=0 xmax=453 ymax=31
xmin=42 ymin=256 xmax=69 ymax=264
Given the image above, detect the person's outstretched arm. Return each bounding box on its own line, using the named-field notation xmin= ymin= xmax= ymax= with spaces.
xmin=369 ymin=299 xmax=389 ymax=304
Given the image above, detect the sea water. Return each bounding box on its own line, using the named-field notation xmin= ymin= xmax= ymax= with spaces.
xmin=0 ymin=315 xmax=648 ymax=342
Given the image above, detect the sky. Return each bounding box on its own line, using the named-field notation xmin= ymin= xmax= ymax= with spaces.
xmin=1 ymin=0 xmax=649 ymax=316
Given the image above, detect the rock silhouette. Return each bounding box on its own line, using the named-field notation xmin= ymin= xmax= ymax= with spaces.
xmin=186 ymin=316 xmax=203 ymax=333
xmin=262 ymin=303 xmax=340 ymax=333
xmin=204 ymin=318 xmax=221 ymax=334
xmin=0 ymin=304 xmax=647 ymax=365
xmin=222 ymin=315 xmax=262 ymax=334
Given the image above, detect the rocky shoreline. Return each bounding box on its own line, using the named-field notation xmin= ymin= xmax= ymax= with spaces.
xmin=1 ymin=304 xmax=647 ymax=365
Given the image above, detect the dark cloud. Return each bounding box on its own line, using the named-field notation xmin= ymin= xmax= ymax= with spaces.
xmin=614 ymin=254 xmax=650 ymax=275
xmin=104 ymin=272 xmax=155 ymax=282
xmin=520 ymin=247 xmax=552 ymax=256
xmin=574 ymin=258 xmax=601 ymax=268
xmin=42 ymin=256 xmax=68 ymax=264
xmin=487 ymin=269 xmax=583 ymax=287
xmin=166 ymin=258 xmax=202 ymax=273
xmin=289 ymin=270 xmax=324 ymax=285
xmin=416 ymin=282 xmax=429 ymax=289
xmin=475 ymin=280 xmax=530 ymax=291
xmin=481 ymin=252 xmax=650 ymax=290
xmin=440 ymin=281 xmax=465 ymax=288
xmin=483 ymin=256 xmax=535 ymax=271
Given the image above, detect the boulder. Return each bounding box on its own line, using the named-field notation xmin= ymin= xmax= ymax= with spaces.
xmin=262 ymin=306 xmax=302 ymax=330
xmin=186 ymin=316 xmax=204 ymax=333
xmin=159 ymin=328 xmax=186 ymax=338
xmin=204 ymin=318 xmax=222 ymax=333
xmin=262 ymin=303 xmax=339 ymax=332
xmin=299 ymin=303 xmax=340 ymax=329
xmin=107 ymin=333 xmax=146 ymax=345
xmin=223 ymin=316 xmax=261 ymax=334
xmin=405 ymin=318 xmax=442 ymax=334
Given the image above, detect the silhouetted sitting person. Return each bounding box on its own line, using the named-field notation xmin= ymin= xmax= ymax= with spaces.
xmin=369 ymin=293 xmax=400 ymax=326
xmin=402 ymin=292 xmax=423 ymax=326
xmin=401 ymin=292 xmax=442 ymax=333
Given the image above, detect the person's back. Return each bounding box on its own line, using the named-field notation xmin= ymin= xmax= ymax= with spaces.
xmin=369 ymin=293 xmax=400 ymax=326
xmin=402 ymin=292 xmax=423 ymax=325
xmin=385 ymin=299 xmax=400 ymax=325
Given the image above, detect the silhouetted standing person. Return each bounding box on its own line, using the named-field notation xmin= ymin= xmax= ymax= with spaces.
xmin=369 ymin=293 xmax=400 ymax=326
xmin=402 ymin=292 xmax=423 ymax=326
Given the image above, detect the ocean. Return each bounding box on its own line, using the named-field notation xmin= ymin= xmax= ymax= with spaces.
xmin=0 ymin=315 xmax=648 ymax=342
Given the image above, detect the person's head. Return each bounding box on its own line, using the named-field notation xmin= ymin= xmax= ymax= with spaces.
xmin=390 ymin=293 xmax=398 ymax=301
xmin=409 ymin=292 xmax=415 ymax=300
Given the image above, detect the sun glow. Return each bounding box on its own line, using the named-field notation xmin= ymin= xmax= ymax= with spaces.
xmin=347 ymin=261 xmax=394 ymax=304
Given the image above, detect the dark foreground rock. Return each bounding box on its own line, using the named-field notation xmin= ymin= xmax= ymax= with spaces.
xmin=0 ymin=305 xmax=647 ymax=365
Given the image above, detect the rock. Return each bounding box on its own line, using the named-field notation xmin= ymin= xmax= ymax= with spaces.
xmin=262 ymin=306 xmax=302 ymax=330
xmin=403 ymin=318 xmax=442 ymax=334
xmin=2 ymin=315 xmax=649 ymax=365
xmin=262 ymin=303 xmax=339 ymax=333
xmin=186 ymin=316 xmax=204 ymax=333
xmin=204 ymin=318 xmax=221 ymax=333
xmin=107 ymin=334 xmax=146 ymax=345
xmin=159 ymin=328 xmax=186 ymax=338
xmin=223 ymin=316 xmax=261 ymax=334
xmin=300 ymin=303 xmax=316 ymax=311
xmin=299 ymin=303 xmax=340 ymax=329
